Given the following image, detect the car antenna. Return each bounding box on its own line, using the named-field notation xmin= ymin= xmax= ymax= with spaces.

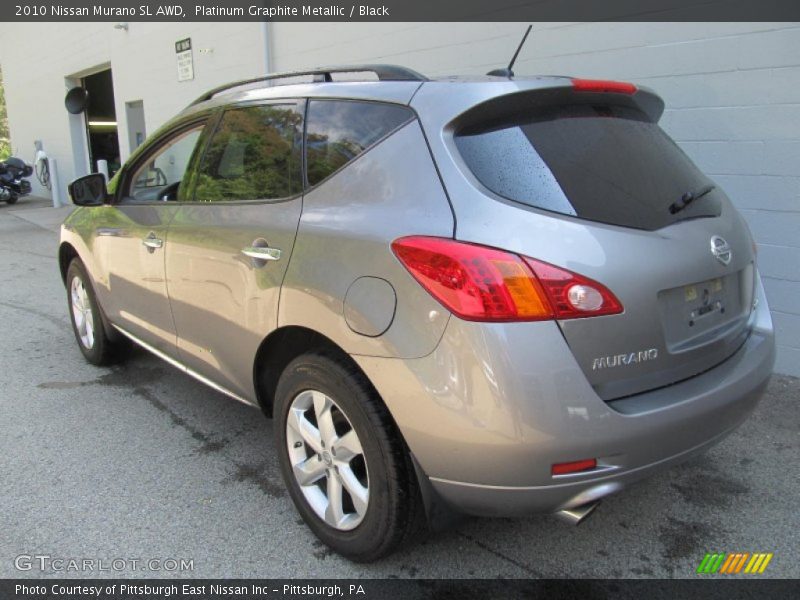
xmin=487 ymin=25 xmax=532 ymax=78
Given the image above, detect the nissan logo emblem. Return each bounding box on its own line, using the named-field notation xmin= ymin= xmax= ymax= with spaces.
xmin=710 ymin=235 xmax=732 ymax=266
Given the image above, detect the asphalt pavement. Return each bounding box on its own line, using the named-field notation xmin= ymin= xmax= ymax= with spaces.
xmin=1 ymin=197 xmax=798 ymax=579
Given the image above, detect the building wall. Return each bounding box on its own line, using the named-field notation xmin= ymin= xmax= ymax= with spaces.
xmin=0 ymin=22 xmax=268 ymax=195
xmin=271 ymin=22 xmax=800 ymax=376
xmin=1 ymin=21 xmax=798 ymax=375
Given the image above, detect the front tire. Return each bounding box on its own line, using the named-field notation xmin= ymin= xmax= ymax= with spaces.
xmin=274 ymin=352 xmax=424 ymax=562
xmin=66 ymin=259 xmax=119 ymax=365
xmin=5 ymin=195 xmax=17 ymax=205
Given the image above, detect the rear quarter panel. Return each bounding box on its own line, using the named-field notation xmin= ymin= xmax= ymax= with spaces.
xmin=279 ymin=120 xmax=454 ymax=358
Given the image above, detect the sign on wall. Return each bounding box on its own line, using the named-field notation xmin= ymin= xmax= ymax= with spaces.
xmin=175 ymin=37 xmax=194 ymax=82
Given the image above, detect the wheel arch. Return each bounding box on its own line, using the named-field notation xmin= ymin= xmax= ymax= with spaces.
xmin=59 ymin=242 xmax=121 ymax=344
xmin=58 ymin=242 xmax=79 ymax=285
xmin=253 ymin=324 xmax=455 ymax=531
xmin=253 ymin=325 xmax=366 ymax=418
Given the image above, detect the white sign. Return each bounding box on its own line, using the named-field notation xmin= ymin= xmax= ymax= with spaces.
xmin=175 ymin=38 xmax=194 ymax=82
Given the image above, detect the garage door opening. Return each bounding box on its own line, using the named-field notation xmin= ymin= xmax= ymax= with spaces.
xmin=83 ymin=69 xmax=121 ymax=177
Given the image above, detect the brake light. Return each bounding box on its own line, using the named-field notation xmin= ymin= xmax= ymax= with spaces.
xmin=391 ymin=237 xmax=623 ymax=322
xmin=552 ymin=458 xmax=597 ymax=476
xmin=571 ymin=78 xmax=637 ymax=95
xmin=391 ymin=237 xmax=551 ymax=321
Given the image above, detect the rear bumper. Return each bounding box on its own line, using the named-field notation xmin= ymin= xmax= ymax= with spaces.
xmin=353 ymin=275 xmax=774 ymax=517
xmin=428 ymin=406 xmax=756 ymax=516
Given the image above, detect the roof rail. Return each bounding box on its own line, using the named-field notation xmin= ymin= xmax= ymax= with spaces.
xmin=190 ymin=64 xmax=427 ymax=106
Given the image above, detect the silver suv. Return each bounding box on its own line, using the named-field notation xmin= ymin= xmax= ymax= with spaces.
xmin=60 ymin=65 xmax=775 ymax=561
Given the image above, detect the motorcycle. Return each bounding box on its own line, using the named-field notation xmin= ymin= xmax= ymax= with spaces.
xmin=0 ymin=156 xmax=34 ymax=205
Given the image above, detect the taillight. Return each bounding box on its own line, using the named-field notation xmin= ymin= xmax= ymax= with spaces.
xmin=391 ymin=237 xmax=551 ymax=322
xmin=391 ymin=237 xmax=623 ymax=322
xmin=571 ymin=78 xmax=637 ymax=95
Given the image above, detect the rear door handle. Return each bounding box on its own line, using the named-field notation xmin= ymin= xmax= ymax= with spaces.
xmin=142 ymin=233 xmax=163 ymax=250
xmin=241 ymin=246 xmax=282 ymax=261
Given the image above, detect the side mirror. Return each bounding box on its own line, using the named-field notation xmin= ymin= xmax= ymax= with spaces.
xmin=68 ymin=174 xmax=108 ymax=206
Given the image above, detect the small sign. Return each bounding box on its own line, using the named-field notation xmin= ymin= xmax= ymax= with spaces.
xmin=175 ymin=37 xmax=194 ymax=82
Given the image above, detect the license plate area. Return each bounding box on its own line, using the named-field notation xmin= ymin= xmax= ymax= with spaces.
xmin=657 ymin=268 xmax=751 ymax=352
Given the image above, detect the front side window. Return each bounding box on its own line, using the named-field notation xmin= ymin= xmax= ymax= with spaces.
xmin=305 ymin=100 xmax=414 ymax=187
xmin=127 ymin=126 xmax=204 ymax=202
xmin=193 ymin=104 xmax=303 ymax=202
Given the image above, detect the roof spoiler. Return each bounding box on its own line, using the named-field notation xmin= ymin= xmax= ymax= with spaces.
xmin=449 ymin=80 xmax=665 ymax=131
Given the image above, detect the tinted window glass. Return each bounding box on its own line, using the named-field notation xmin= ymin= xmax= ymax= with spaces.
xmin=455 ymin=104 xmax=720 ymax=231
xmin=305 ymin=100 xmax=414 ymax=186
xmin=194 ymin=104 xmax=302 ymax=202
xmin=128 ymin=127 xmax=203 ymax=202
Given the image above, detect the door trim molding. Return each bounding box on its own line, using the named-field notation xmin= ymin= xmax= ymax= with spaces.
xmin=111 ymin=324 xmax=256 ymax=408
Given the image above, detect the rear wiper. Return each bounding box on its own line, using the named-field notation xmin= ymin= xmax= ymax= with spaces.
xmin=669 ymin=184 xmax=715 ymax=214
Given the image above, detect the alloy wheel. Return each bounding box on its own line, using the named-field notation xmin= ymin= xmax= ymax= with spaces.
xmin=286 ymin=390 xmax=369 ymax=531
xmin=70 ymin=276 xmax=95 ymax=349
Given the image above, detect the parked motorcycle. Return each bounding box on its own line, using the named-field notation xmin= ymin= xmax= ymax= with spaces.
xmin=0 ymin=157 xmax=34 ymax=205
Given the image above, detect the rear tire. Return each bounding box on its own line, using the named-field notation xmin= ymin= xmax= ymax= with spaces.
xmin=5 ymin=195 xmax=17 ymax=205
xmin=66 ymin=258 xmax=120 ymax=365
xmin=274 ymin=352 xmax=424 ymax=562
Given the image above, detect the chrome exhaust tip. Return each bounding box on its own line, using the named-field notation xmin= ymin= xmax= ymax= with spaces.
xmin=555 ymin=501 xmax=599 ymax=525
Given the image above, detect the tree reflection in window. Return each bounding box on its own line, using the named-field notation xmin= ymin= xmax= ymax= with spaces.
xmin=305 ymin=100 xmax=414 ymax=187
xmin=194 ymin=104 xmax=302 ymax=202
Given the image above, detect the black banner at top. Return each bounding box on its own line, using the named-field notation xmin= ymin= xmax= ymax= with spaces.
xmin=2 ymin=0 xmax=800 ymax=22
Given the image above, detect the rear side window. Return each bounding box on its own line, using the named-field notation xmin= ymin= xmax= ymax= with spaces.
xmin=194 ymin=104 xmax=303 ymax=202
xmin=455 ymin=104 xmax=720 ymax=231
xmin=305 ymin=100 xmax=414 ymax=187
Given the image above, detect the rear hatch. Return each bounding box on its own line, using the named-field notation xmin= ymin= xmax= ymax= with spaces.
xmin=447 ymin=81 xmax=756 ymax=400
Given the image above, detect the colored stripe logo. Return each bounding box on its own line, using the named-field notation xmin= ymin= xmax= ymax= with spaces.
xmin=696 ymin=553 xmax=773 ymax=574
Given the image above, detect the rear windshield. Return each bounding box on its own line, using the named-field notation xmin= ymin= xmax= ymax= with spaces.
xmin=455 ymin=104 xmax=721 ymax=231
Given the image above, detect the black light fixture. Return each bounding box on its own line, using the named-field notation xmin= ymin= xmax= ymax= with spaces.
xmin=64 ymin=87 xmax=89 ymax=114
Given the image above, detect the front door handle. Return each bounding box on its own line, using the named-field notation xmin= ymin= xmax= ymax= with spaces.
xmin=241 ymin=246 xmax=282 ymax=262
xmin=142 ymin=233 xmax=163 ymax=251
xmin=97 ymin=227 xmax=127 ymax=237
